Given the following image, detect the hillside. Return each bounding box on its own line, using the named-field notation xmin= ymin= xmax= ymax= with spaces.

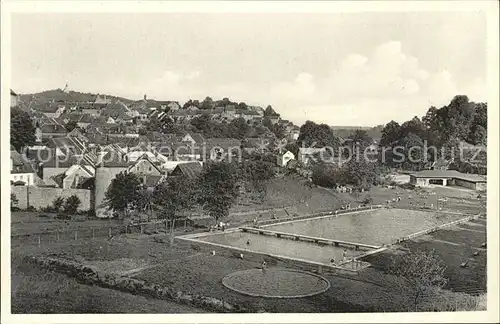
xmin=231 ymin=174 xmax=358 ymax=215
xmin=18 ymin=89 xmax=135 ymax=105
xmin=331 ymin=125 xmax=383 ymax=142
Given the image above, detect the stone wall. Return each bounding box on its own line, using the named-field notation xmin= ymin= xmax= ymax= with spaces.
xmin=11 ymin=186 xmax=91 ymax=211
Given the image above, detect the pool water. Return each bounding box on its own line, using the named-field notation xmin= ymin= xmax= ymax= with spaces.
xmin=265 ymin=208 xmax=463 ymax=246
xmin=199 ymin=230 xmax=363 ymax=265
xmin=195 ymin=208 xmax=465 ymax=266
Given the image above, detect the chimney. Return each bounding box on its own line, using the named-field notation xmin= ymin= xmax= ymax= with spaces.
xmin=144 ymin=94 xmax=147 ymax=101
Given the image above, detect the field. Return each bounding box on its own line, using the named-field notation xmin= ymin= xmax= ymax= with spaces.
xmin=362 ymin=218 xmax=487 ymax=295
xmin=10 ymin=174 xmax=487 ymax=313
xmin=13 ymin=216 xmax=486 ymax=313
xmin=11 ymin=254 xmax=206 ymax=314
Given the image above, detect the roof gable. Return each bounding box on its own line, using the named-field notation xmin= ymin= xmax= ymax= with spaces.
xmin=172 ymin=162 xmax=203 ymax=179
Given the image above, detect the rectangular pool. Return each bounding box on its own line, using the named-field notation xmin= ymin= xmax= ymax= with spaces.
xmin=183 ymin=208 xmax=466 ymax=267
xmin=264 ymin=208 xmax=464 ymax=246
xmin=198 ymin=230 xmax=364 ymax=265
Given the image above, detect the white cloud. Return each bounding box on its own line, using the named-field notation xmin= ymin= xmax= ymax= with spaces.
xmin=263 ymin=41 xmax=486 ymax=125
xmin=462 ymin=77 xmax=487 ymax=103
xmin=270 ymin=72 xmax=318 ymax=105
xmin=186 ymin=70 xmax=201 ymax=80
xmin=340 ymin=54 xmax=368 ymax=69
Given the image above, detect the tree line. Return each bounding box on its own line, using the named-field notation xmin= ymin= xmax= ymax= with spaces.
xmin=104 ymin=153 xmax=276 ymax=244
xmin=147 ymin=112 xmax=286 ymax=140
xmin=380 ymin=95 xmax=487 ymax=171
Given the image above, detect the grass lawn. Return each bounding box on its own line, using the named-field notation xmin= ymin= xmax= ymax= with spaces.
xmin=361 ymin=222 xmax=487 ymax=294
xmin=11 ymin=212 xmax=124 ymax=236
xmin=12 ymin=216 xmax=486 ymax=313
xmin=10 ymin=175 xmax=487 ymax=313
xmin=11 ymin=254 xmax=206 ymax=314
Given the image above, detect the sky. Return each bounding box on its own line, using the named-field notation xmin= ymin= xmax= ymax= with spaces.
xmin=11 ymin=12 xmax=487 ymax=126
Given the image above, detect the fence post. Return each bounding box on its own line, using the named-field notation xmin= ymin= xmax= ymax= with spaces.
xmin=165 ymin=219 xmax=168 ymax=232
xmin=92 ymin=227 xmax=95 ymax=239
xmin=74 ymin=230 xmax=78 ymax=240
xmin=140 ymin=225 xmax=144 ymax=234
xmin=108 ymin=227 xmax=112 ymax=238
xmin=38 ymin=235 xmax=41 ymax=246
xmin=56 ymin=231 xmax=60 ymax=242
xmin=184 ymin=219 xmax=187 ymax=230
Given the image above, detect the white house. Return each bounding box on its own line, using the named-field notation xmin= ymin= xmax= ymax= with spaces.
xmin=11 ymin=89 xmax=19 ymax=107
xmin=278 ymin=150 xmax=295 ymax=167
xmin=11 ymin=150 xmax=36 ymax=186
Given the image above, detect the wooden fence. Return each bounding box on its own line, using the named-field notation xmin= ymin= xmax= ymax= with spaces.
xmin=11 ymin=218 xmax=193 ymax=247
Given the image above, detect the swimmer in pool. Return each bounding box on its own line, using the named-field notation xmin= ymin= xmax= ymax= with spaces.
xmin=246 ymin=239 xmax=251 ymax=245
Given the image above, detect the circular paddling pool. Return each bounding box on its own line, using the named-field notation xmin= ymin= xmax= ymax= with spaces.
xmin=222 ymin=268 xmax=330 ymax=298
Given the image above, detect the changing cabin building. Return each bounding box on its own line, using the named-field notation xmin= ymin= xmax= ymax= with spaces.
xmin=409 ymin=170 xmax=487 ymax=191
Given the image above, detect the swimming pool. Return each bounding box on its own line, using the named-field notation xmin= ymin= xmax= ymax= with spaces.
xmin=198 ymin=230 xmax=365 ymax=265
xmin=264 ymin=208 xmax=463 ymax=246
xmin=180 ymin=208 xmax=467 ymax=267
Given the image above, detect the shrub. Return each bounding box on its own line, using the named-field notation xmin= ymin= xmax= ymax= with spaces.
xmin=11 ymin=193 xmax=19 ymax=211
xmin=362 ymin=196 xmax=373 ymax=205
xmin=41 ymin=205 xmax=55 ymax=213
xmin=63 ymin=195 xmax=81 ymax=215
xmin=398 ymin=183 xmax=416 ymax=190
xmin=52 ymin=197 xmax=65 ymax=213
xmin=26 ymin=206 xmax=36 ymax=212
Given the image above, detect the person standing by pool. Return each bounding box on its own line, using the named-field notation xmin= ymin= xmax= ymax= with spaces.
xmin=342 ymin=249 xmax=347 ymax=262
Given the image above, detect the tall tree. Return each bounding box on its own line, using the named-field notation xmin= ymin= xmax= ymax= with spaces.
xmin=270 ymin=123 xmax=287 ymax=139
xmin=344 ymin=157 xmax=378 ymax=190
xmin=400 ymin=116 xmax=427 ymax=140
xmin=198 ymin=162 xmax=240 ymax=224
xmin=348 ymin=129 xmax=373 ymax=146
xmin=240 ymin=153 xmax=275 ymax=202
xmin=399 ymin=132 xmax=426 ymax=171
xmin=264 ymin=105 xmax=279 ymax=117
xmin=380 ymin=120 xmax=401 ymax=148
xmin=388 ymin=250 xmax=448 ymax=311
xmin=201 ymin=96 xmax=215 ymax=110
xmin=297 ymin=121 xmax=341 ymax=149
xmin=104 ymin=172 xmax=141 ymax=220
xmin=228 ymin=117 xmax=250 ymax=139
xmin=11 ymin=108 xmax=36 ymax=152
xmin=63 ymin=195 xmax=81 ymax=215
xmin=467 ymin=103 xmax=487 ymax=145
xmin=153 ymin=176 xmax=197 ymax=245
